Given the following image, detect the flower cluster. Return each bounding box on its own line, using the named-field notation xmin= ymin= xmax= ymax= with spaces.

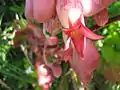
xmin=14 ymin=0 xmax=111 ymax=89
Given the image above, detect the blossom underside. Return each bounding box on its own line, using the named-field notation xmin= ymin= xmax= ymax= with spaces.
xmin=64 ymin=17 xmax=104 ymax=58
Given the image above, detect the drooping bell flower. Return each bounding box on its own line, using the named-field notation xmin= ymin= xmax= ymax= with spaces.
xmin=56 ymin=0 xmax=104 ymax=59
xmin=25 ymin=0 xmax=33 ymax=19
xmin=70 ymin=39 xmax=100 ymax=86
xmin=63 ymin=14 xmax=104 ymax=59
xmin=25 ymin=0 xmax=56 ymax=23
xmin=56 ymin=0 xmax=115 ymax=28
xmin=35 ymin=60 xmax=54 ymax=90
xmin=43 ymin=16 xmax=62 ymax=36
xmin=80 ymin=0 xmax=116 ymax=16
xmin=13 ymin=23 xmax=45 ymax=47
xmin=92 ymin=8 xmax=109 ymax=26
xmin=75 ymin=0 xmax=115 ymax=26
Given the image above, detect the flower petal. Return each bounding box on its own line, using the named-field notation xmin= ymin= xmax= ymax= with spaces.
xmin=72 ymin=18 xmax=81 ymax=29
xmin=68 ymin=17 xmax=81 ymax=29
xmin=63 ymin=29 xmax=72 ymax=36
xmin=81 ymin=23 xmax=104 ymax=40
xmin=70 ymin=39 xmax=100 ymax=86
xmin=63 ymin=44 xmax=73 ymax=62
xmin=72 ymin=35 xmax=85 ymax=58
xmin=64 ymin=37 xmax=71 ymax=50
xmin=92 ymin=8 xmax=108 ymax=26
xmin=68 ymin=17 xmax=73 ymax=28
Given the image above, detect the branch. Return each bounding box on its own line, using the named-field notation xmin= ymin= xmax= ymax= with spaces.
xmin=90 ymin=15 xmax=120 ymax=32
xmin=0 ymin=79 xmax=12 ymax=90
xmin=20 ymin=45 xmax=34 ymax=68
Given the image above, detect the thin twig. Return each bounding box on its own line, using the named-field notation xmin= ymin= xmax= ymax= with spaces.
xmin=0 ymin=79 xmax=12 ymax=90
xmin=43 ymin=40 xmax=49 ymax=65
xmin=91 ymin=15 xmax=120 ymax=32
xmin=72 ymin=80 xmax=78 ymax=90
xmin=20 ymin=45 xmax=34 ymax=68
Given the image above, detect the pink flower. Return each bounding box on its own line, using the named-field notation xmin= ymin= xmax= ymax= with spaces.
xmin=70 ymin=39 xmax=100 ymax=86
xmin=63 ymin=17 xmax=104 ymax=59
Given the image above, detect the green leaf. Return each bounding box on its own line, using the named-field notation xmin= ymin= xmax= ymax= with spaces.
xmin=101 ymin=44 xmax=120 ymax=66
xmin=101 ymin=45 xmax=115 ymax=63
xmin=9 ymin=5 xmax=24 ymax=13
xmin=104 ymin=32 xmax=120 ymax=45
xmin=35 ymin=85 xmax=42 ymax=90
xmin=108 ymin=1 xmax=120 ymax=18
